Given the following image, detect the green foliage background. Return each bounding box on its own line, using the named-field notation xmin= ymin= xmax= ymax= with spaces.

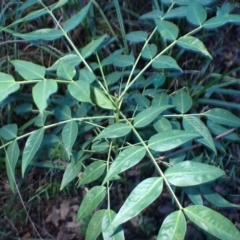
xmin=0 ymin=0 xmax=240 ymax=239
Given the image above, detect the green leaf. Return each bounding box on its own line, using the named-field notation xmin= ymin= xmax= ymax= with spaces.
xmin=91 ymin=87 xmax=116 ymax=110
xmin=48 ymin=54 xmax=81 ymax=71
xmin=21 ymin=8 xmax=48 ymax=22
xmin=81 ymin=35 xmax=108 ymax=59
xmin=113 ymin=55 xmax=135 ymax=68
xmin=86 ymin=209 xmax=107 ymax=240
xmin=171 ymin=88 xmax=192 ymax=114
xmin=50 ymin=0 xmax=69 ymax=11
xmin=207 ymin=120 xmax=240 ymax=141
xmin=148 ymin=130 xmax=199 ymax=152
xmin=126 ymin=31 xmax=148 ymax=43
xmin=111 ymin=177 xmax=163 ymax=227
xmin=134 ymin=105 xmax=172 ymax=128
xmin=94 ymin=123 xmax=131 ymax=141
xmin=163 ymin=6 xmax=188 ymax=19
xmin=133 ymin=93 xmax=150 ymax=107
xmin=139 ymin=9 xmax=163 ymax=20
xmin=0 ymin=124 xmax=18 ymax=140
xmin=15 ymin=103 xmax=33 ymax=114
xmin=91 ymin=141 xmax=109 ymax=152
xmin=63 ymin=1 xmax=92 ymax=32
xmin=54 ymin=105 xmax=72 ymax=120
xmin=13 ymin=29 xmax=63 ymax=41
xmin=76 ymin=186 xmax=106 ymax=221
xmin=203 ymin=16 xmax=228 ymax=29
xmin=0 ymin=72 xmax=20 ymax=103
xmin=101 ymin=49 xmax=123 ymax=67
xmin=141 ymin=44 xmax=157 ymax=60
xmin=22 ymin=128 xmax=44 ymax=177
xmin=152 ymin=92 xmax=169 ymax=107
xmin=5 ymin=140 xmax=20 ymax=193
xmin=11 ymin=60 xmax=46 ymax=80
xmin=106 ymin=72 xmax=125 ymax=85
xmin=185 ymin=187 xmax=203 ymax=205
xmin=68 ymin=80 xmax=92 ymax=103
xmin=187 ymin=0 xmax=207 ymax=25
xmin=177 ymin=36 xmax=212 ymax=59
xmin=145 ymin=73 xmax=165 ymax=88
xmin=102 ymin=210 xmax=125 ymax=240
xmin=184 ymin=205 xmax=240 ymax=240
xmin=205 ymin=108 xmax=240 ymax=127
xmin=152 ymin=55 xmax=182 ymax=72
xmin=78 ymin=161 xmax=106 ymax=187
xmin=103 ymin=146 xmax=146 ymax=185
xmin=183 ymin=115 xmax=216 ymax=154
xmin=80 ymin=68 xmax=96 ymax=83
xmin=153 ymin=117 xmax=172 ymax=132
xmin=57 ymin=61 xmax=76 ymax=80
xmin=200 ymin=185 xmax=240 ymax=208
xmin=60 ymin=160 xmax=82 ymax=190
xmin=155 ymin=19 xmax=179 ymax=41
xmin=62 ymin=121 xmax=78 ymax=160
xmin=157 ymin=210 xmax=186 ymax=240
xmin=165 ymin=161 xmax=225 ymax=187
xmin=32 ymin=80 xmax=58 ymax=114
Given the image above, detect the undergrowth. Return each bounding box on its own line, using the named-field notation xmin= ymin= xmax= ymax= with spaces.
xmin=0 ymin=0 xmax=240 ymax=239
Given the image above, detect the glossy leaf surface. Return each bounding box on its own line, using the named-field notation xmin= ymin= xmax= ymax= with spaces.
xmin=103 ymin=146 xmax=146 ymax=184
xmin=78 ymin=161 xmax=106 ymax=187
xmin=187 ymin=0 xmax=207 ymax=25
xmin=0 ymin=73 xmax=20 ymax=102
xmin=77 ymin=186 xmax=106 ymax=221
xmin=94 ymin=123 xmax=131 ymax=141
xmin=148 ymin=130 xmax=199 ymax=152
xmin=22 ymin=128 xmax=44 ymax=177
xmin=183 ymin=115 xmax=216 ymax=154
xmin=5 ymin=140 xmax=20 ymax=193
xmin=60 ymin=160 xmax=82 ymax=190
xmin=11 ymin=60 xmax=46 ymax=80
xmin=91 ymin=87 xmax=116 ymax=110
xmin=0 ymin=124 xmax=18 ymax=140
xmin=14 ymin=29 xmax=63 ymax=41
xmin=200 ymin=185 xmax=239 ymax=208
xmin=86 ymin=209 xmax=107 ymax=240
xmin=63 ymin=1 xmax=92 ymax=32
xmin=32 ymin=80 xmax=58 ymax=113
xmin=184 ymin=205 xmax=240 ymax=240
xmin=62 ymin=121 xmax=78 ymax=160
xmin=126 ymin=31 xmax=148 ymax=43
xmin=68 ymin=80 xmax=92 ymax=103
xmin=111 ymin=177 xmax=163 ymax=227
xmin=205 ymin=108 xmax=240 ymax=127
xmin=157 ymin=210 xmax=186 ymax=240
xmin=155 ymin=19 xmax=179 ymax=41
xmin=171 ymin=88 xmax=192 ymax=114
xmin=165 ymin=161 xmax=225 ymax=187
xmin=134 ymin=105 xmax=172 ymax=128
xmin=102 ymin=210 xmax=125 ymax=240
xmin=177 ymin=36 xmax=212 ymax=58
xmin=113 ymin=55 xmax=134 ymax=68
xmin=152 ymin=55 xmax=182 ymax=72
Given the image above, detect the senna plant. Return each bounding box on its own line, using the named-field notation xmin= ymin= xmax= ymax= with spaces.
xmin=0 ymin=0 xmax=240 ymax=239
